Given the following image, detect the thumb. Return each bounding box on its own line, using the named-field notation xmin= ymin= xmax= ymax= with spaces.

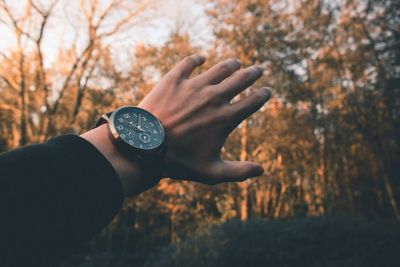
xmin=212 ymin=160 xmax=264 ymax=183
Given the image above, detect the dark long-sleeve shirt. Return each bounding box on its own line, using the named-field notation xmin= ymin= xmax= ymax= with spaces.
xmin=0 ymin=135 xmax=124 ymax=267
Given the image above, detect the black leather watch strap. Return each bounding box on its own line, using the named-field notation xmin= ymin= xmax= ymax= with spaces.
xmin=95 ymin=112 xmax=113 ymax=128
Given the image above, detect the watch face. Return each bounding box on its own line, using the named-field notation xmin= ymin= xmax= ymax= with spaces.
xmin=111 ymin=106 xmax=165 ymax=150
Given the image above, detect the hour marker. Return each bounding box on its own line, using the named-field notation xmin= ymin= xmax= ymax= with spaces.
xmin=123 ymin=113 xmax=130 ymax=118
xmin=140 ymin=144 xmax=143 ymax=148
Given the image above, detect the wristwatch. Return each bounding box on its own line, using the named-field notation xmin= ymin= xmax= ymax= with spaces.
xmin=95 ymin=106 xmax=167 ymax=177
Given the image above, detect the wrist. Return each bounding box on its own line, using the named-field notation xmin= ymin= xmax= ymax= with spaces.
xmin=81 ymin=124 xmax=158 ymax=196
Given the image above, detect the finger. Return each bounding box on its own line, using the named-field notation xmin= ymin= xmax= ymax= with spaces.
xmin=193 ymin=58 xmax=241 ymax=85
xmin=217 ymin=65 xmax=264 ymax=101
xmin=169 ymin=55 xmax=206 ymax=79
xmin=212 ymin=160 xmax=264 ymax=183
xmin=228 ymin=87 xmax=271 ymax=129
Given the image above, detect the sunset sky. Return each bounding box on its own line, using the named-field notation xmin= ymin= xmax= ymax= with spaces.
xmin=0 ymin=0 xmax=212 ymax=68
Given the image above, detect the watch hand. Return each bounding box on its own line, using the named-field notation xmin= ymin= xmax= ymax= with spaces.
xmin=131 ymin=124 xmax=142 ymax=131
xmin=128 ymin=123 xmax=147 ymax=132
xmin=137 ymin=126 xmax=149 ymax=132
xmin=123 ymin=117 xmax=147 ymax=132
xmin=142 ymin=126 xmax=152 ymax=133
xmin=123 ymin=120 xmax=134 ymax=129
xmin=122 ymin=120 xmax=137 ymax=130
xmin=138 ymin=114 xmax=142 ymax=128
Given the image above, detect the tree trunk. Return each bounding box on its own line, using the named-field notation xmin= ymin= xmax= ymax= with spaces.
xmin=18 ymin=37 xmax=29 ymax=146
xmin=239 ymin=120 xmax=249 ymax=220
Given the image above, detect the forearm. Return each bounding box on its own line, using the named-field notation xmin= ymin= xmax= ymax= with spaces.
xmin=0 ymin=135 xmax=124 ymax=266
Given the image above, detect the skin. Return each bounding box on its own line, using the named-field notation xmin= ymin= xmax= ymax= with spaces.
xmin=81 ymin=55 xmax=271 ymax=196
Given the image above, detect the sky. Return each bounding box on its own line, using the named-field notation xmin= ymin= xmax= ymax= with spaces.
xmin=0 ymin=0 xmax=213 ymax=68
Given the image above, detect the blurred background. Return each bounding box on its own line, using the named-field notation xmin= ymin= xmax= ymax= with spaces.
xmin=0 ymin=0 xmax=399 ymax=266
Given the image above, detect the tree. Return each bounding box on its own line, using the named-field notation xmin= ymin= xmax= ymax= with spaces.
xmin=208 ymin=0 xmax=400 ymax=220
xmin=0 ymin=0 xmax=155 ymax=148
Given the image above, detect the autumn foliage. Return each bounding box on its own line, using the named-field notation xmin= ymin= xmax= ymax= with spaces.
xmin=0 ymin=0 xmax=399 ymax=266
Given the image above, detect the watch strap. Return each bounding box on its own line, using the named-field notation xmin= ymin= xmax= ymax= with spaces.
xmin=95 ymin=112 xmax=113 ymax=128
xmin=138 ymin=144 xmax=167 ymax=179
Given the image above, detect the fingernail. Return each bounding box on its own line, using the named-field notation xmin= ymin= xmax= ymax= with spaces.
xmin=235 ymin=58 xmax=242 ymax=66
xmin=253 ymin=165 xmax=264 ymax=176
xmin=250 ymin=65 xmax=263 ymax=76
xmin=198 ymin=55 xmax=206 ymax=64
xmin=260 ymin=87 xmax=272 ymax=98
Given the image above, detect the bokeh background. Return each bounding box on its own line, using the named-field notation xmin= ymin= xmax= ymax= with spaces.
xmin=0 ymin=0 xmax=399 ymax=266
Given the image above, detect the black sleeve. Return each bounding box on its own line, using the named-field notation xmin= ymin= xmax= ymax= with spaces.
xmin=0 ymin=135 xmax=124 ymax=267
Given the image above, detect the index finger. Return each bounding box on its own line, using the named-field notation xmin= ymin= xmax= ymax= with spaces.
xmin=169 ymin=55 xmax=206 ymax=79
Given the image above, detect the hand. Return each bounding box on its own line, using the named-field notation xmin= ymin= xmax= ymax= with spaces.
xmin=81 ymin=55 xmax=271 ymax=195
xmin=139 ymin=55 xmax=271 ymax=185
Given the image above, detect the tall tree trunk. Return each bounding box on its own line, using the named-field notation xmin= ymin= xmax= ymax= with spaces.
xmin=254 ymin=187 xmax=263 ymax=216
xmin=343 ymin=155 xmax=355 ymax=215
xmin=239 ymin=120 xmax=249 ymax=220
xmin=19 ymin=86 xmax=27 ymax=146
xmin=10 ymin=122 xmax=20 ymax=149
xmin=17 ymin=34 xmax=29 ymax=146
xmin=383 ymin=174 xmax=400 ymax=222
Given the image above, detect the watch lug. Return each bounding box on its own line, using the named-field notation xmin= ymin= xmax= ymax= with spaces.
xmin=95 ymin=112 xmax=112 ymax=128
xmin=101 ymin=114 xmax=110 ymax=122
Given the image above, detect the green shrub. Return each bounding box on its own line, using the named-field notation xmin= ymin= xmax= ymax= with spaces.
xmin=144 ymin=217 xmax=400 ymax=267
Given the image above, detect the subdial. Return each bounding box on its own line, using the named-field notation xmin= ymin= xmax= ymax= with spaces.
xmin=138 ymin=132 xmax=151 ymax=144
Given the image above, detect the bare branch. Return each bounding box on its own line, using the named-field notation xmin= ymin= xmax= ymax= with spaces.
xmin=0 ymin=51 xmax=18 ymax=69
xmin=99 ymin=3 xmax=148 ymax=37
xmin=1 ymin=0 xmax=20 ymax=29
xmin=34 ymin=1 xmax=59 ymax=109
xmin=251 ymin=145 xmax=264 ymax=158
xmin=31 ymin=0 xmax=45 ymax=15
xmin=0 ymin=103 xmax=18 ymax=113
xmin=0 ymin=73 xmax=18 ymax=91
xmin=71 ymin=54 xmax=99 ymax=121
xmin=0 ymin=51 xmax=9 ymax=60
xmin=80 ymin=0 xmax=93 ymax=24
xmin=49 ymin=40 xmax=95 ymax=115
xmin=0 ymin=0 xmax=36 ymax=41
xmin=32 ymin=0 xmax=58 ymax=17
xmin=21 ymin=0 xmax=33 ymax=21
xmin=94 ymin=0 xmax=123 ymax=29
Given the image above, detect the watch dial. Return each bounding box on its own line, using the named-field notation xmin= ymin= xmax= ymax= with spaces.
xmin=112 ymin=107 xmax=165 ymax=150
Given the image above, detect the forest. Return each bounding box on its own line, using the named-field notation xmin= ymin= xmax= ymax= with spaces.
xmin=0 ymin=0 xmax=399 ymax=266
